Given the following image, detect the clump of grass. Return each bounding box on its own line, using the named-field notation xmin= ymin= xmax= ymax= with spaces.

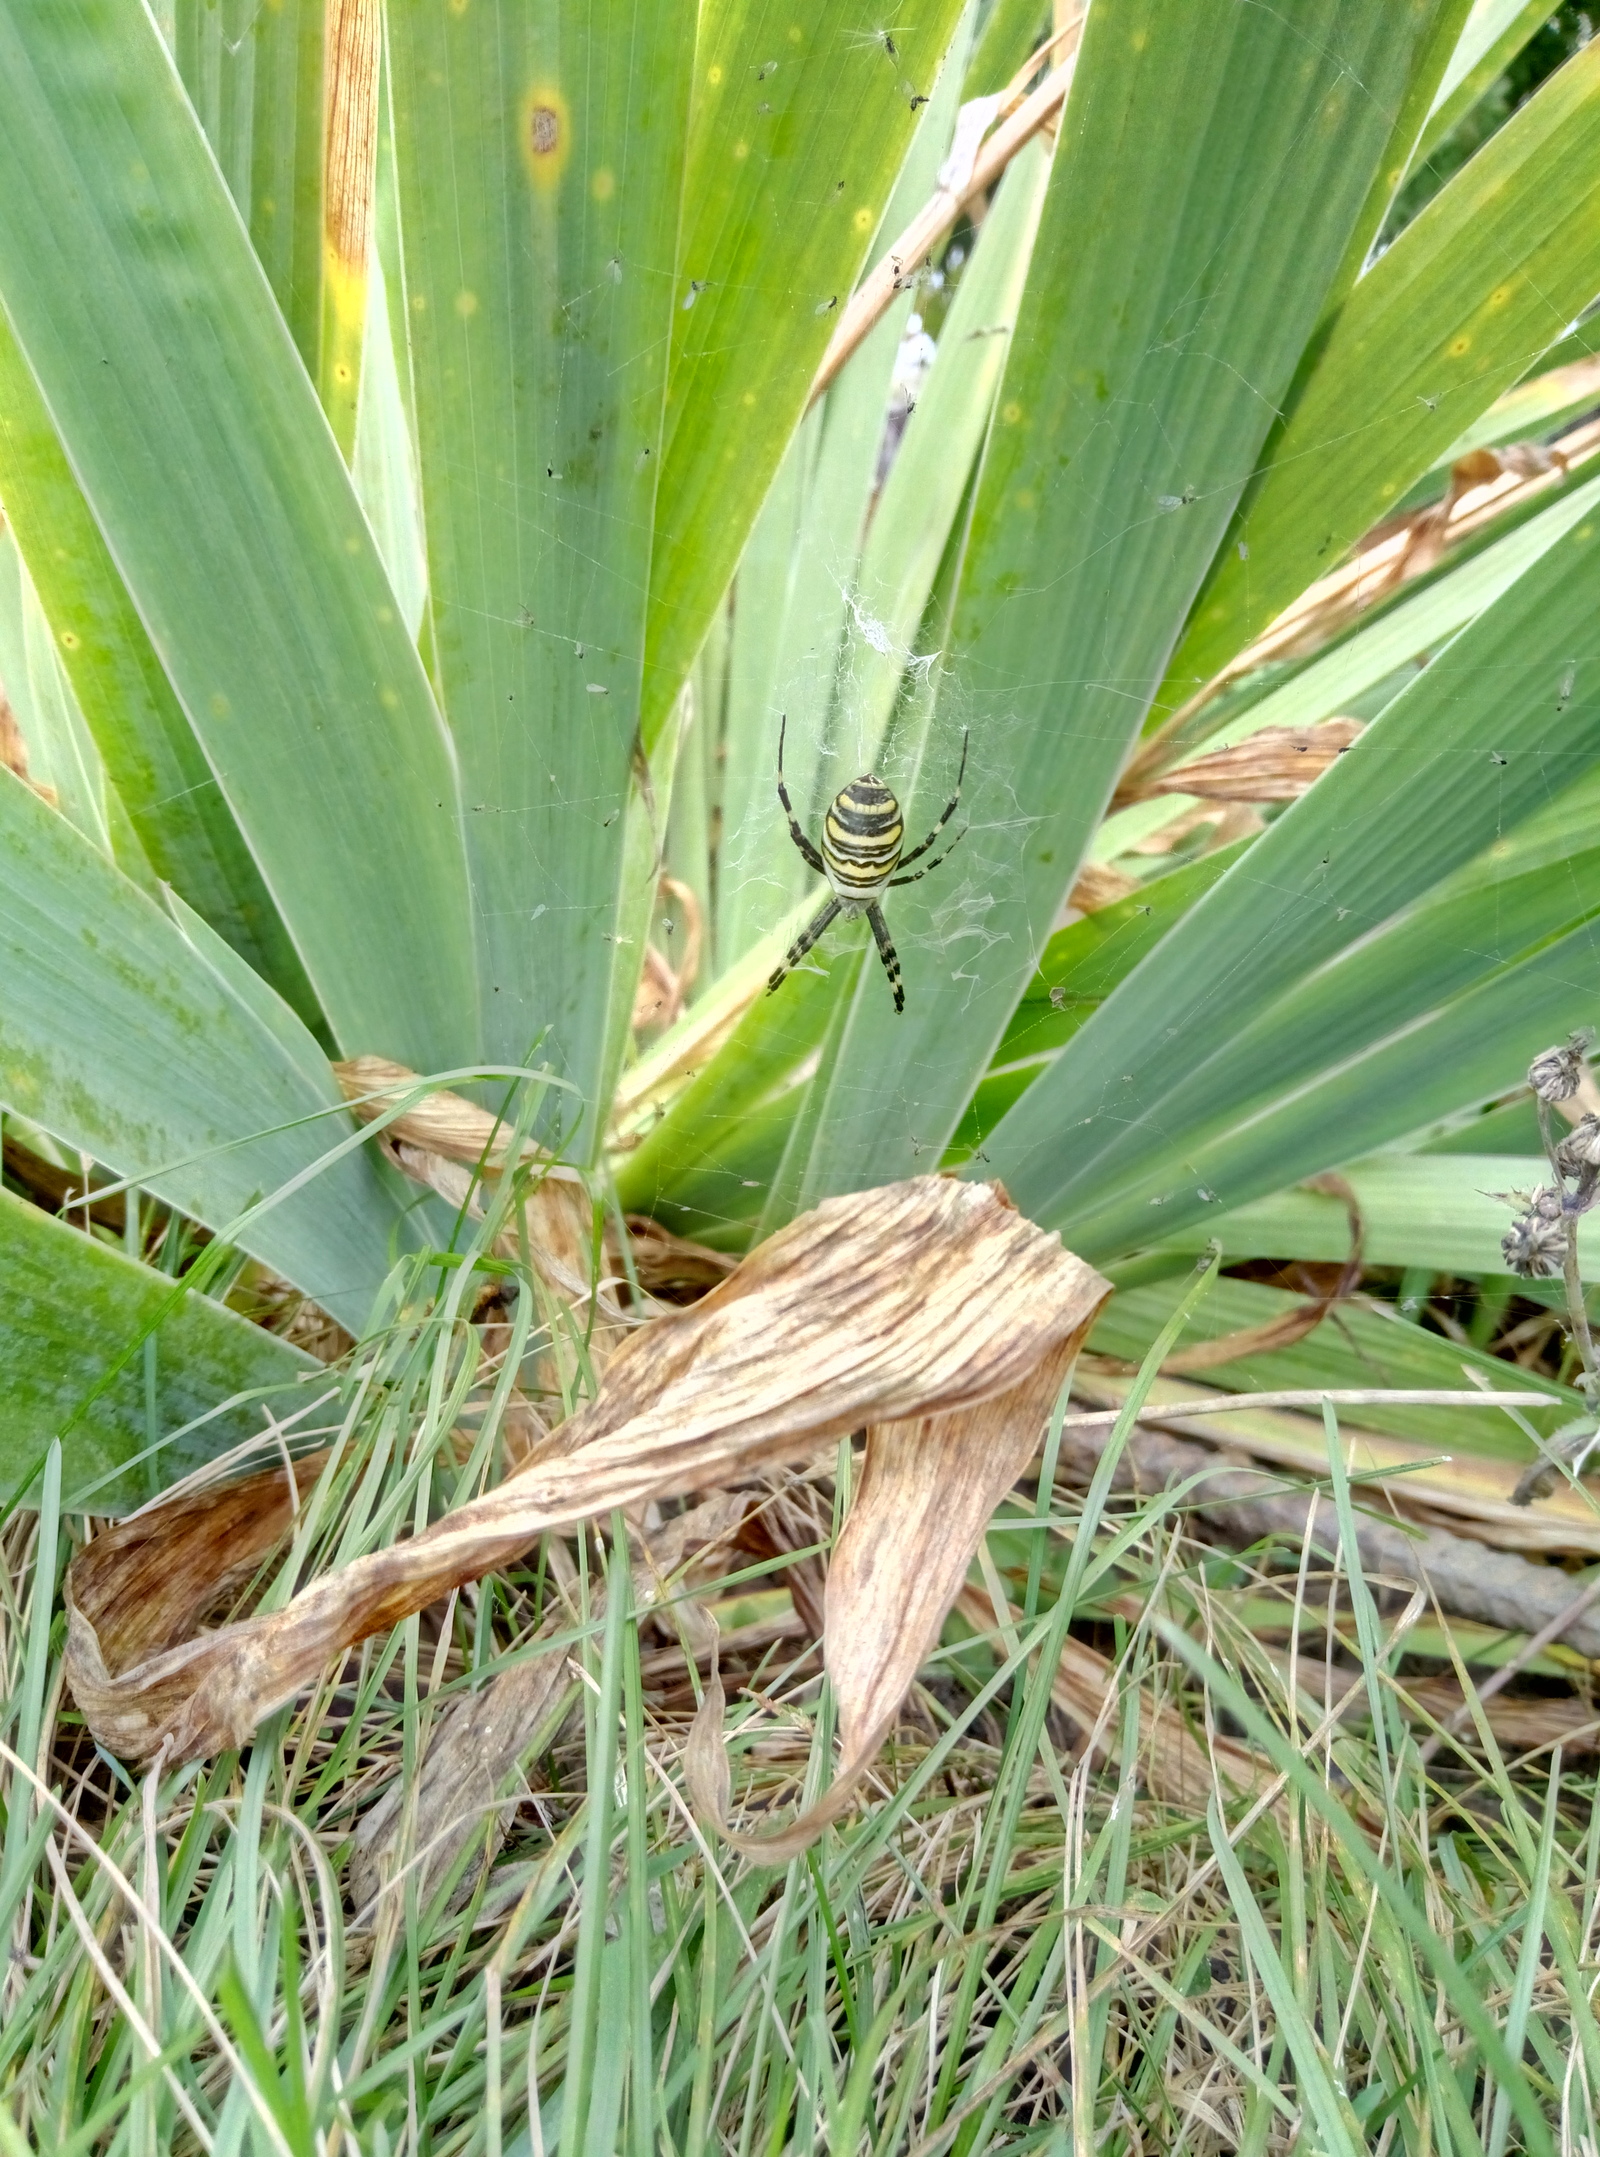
xmin=4 ymin=1199 xmax=1599 ymax=2157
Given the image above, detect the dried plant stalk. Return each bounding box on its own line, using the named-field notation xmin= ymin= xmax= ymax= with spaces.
xmin=66 ymin=1178 xmax=1109 ymax=1802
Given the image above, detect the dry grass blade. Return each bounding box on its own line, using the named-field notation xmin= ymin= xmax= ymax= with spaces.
xmin=65 ymin=1177 xmax=1109 ymax=1786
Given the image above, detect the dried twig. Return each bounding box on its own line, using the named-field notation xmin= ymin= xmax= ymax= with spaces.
xmin=1050 ymin=1418 xmax=1600 ymax=1658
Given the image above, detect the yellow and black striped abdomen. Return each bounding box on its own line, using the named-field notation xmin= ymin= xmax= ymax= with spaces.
xmin=822 ymin=775 xmax=903 ymax=898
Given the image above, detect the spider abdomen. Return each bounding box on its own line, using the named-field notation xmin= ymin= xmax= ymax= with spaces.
xmin=822 ymin=775 xmax=904 ymax=900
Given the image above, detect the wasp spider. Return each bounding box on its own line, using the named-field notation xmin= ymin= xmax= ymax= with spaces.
xmin=766 ymin=715 xmax=969 ymax=1013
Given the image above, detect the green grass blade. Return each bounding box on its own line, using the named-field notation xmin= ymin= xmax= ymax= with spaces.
xmin=0 ymin=770 xmax=412 ymax=1321
xmin=0 ymin=312 xmax=320 ymax=1025
xmin=0 ymin=1188 xmax=318 ymax=1509
xmin=984 ymin=505 xmax=1600 ymax=1248
xmin=0 ymin=0 xmax=477 ymax=1069
xmin=1166 ymin=36 xmax=1600 ymax=706
xmin=1164 ymin=1622 xmax=1559 ymax=2157
xmin=1206 ymin=1799 xmax=1365 ymax=2157
xmin=642 ymin=0 xmax=969 ymax=745
xmin=387 ymin=0 xmax=694 ymax=1137
xmin=763 ymin=0 xmax=1467 ymax=1218
xmin=1415 ymin=0 xmax=1553 ymax=167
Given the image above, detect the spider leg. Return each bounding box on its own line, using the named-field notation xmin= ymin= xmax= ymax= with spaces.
xmin=767 ymin=894 xmax=841 ymax=996
xmin=894 ymin=726 xmax=969 ymax=871
xmin=776 ymin=712 xmax=825 ymax=875
xmin=887 ymin=823 xmax=967 ymax=886
xmin=866 ymin=902 xmax=904 ymax=1013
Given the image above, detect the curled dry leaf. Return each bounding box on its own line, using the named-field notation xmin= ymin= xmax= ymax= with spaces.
xmin=66 ymin=1177 xmax=1110 ymax=1833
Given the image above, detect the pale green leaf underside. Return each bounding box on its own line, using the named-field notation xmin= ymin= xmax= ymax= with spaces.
xmin=0 ymin=1186 xmax=319 ymax=1512
xmin=0 ymin=771 xmax=410 ymax=1324
xmin=1151 ymin=1154 xmax=1589 ymax=1285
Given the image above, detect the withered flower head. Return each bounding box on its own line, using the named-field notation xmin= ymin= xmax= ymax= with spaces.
xmin=1503 ymin=1206 xmax=1568 ymax=1278
xmin=1558 ymin=1114 xmax=1600 ymax=1174
xmin=1528 ymin=1031 xmax=1592 ymax=1104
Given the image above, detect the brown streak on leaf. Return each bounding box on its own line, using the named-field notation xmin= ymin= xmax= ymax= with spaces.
xmin=323 ymin=0 xmax=380 ymax=276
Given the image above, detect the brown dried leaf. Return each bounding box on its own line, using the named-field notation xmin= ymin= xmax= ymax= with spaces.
xmin=66 ymin=1178 xmax=1110 ymax=1795
xmin=687 ymin=1333 xmax=1098 ymax=1858
xmin=1141 ymin=720 xmax=1363 ymax=804
xmin=1063 ymin=862 xmax=1140 ymax=917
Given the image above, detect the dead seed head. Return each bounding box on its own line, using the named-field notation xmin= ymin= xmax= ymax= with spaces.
xmin=1557 ymin=1113 xmax=1600 ymax=1173
xmin=1502 ymin=1205 xmax=1568 ymax=1278
xmin=1528 ymin=1031 xmax=1592 ymax=1103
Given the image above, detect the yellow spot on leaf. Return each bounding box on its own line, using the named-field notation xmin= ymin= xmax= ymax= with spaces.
xmin=520 ymin=86 xmax=572 ymax=189
xmin=210 ymin=693 xmax=230 ymax=718
xmin=344 ymin=536 xmax=362 ymax=554
xmin=1448 ymin=333 xmax=1470 ymax=357
xmin=853 ymin=206 xmax=873 ymax=232
xmin=708 ymin=63 xmax=724 ymax=84
xmin=734 ymin=139 xmax=749 ymax=159
xmin=411 ymin=293 xmax=427 ymax=312
xmin=59 ymin=630 xmax=79 ymax=650
xmin=592 ymin=166 xmax=615 ymax=201
xmin=1002 ymin=400 xmax=1022 ymax=423
xmin=376 ymin=605 xmax=394 ymax=624
xmin=455 ymin=289 xmax=479 ymax=317
xmin=743 ymin=390 xmax=757 ymax=406
xmin=380 ymin=687 xmax=400 ymax=709
xmin=1488 ymin=284 xmax=1511 ymax=309
xmin=1131 ymin=27 xmax=1148 ymax=49
xmin=448 ymin=0 xmax=468 ymax=13
xmin=1016 ymin=489 xmax=1035 ymax=511
xmin=788 ymin=23 xmax=801 ymax=39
